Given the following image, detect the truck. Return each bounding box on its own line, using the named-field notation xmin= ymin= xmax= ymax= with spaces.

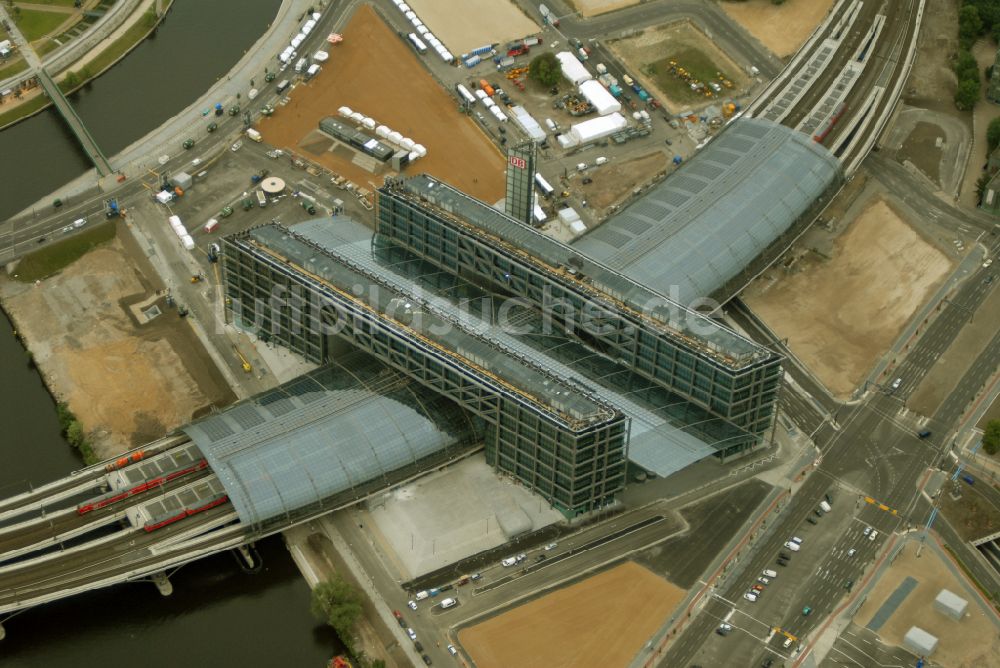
xmin=622 ymin=74 xmax=634 ymax=87
xmin=577 ymin=48 xmax=588 ymax=62
xmin=479 ymin=79 xmax=495 ymax=97
xmin=596 ymin=63 xmax=607 ymax=75
xmin=507 ymin=43 xmax=529 ymax=57
xmin=523 ymin=36 xmax=542 ymax=47
xmin=539 ymin=3 xmax=559 ymax=27
xmin=495 ymin=56 xmax=515 ymax=70
xmin=637 ymin=88 xmax=650 ymax=102
xmin=608 ymin=84 xmax=622 ymax=97
xmin=246 ymin=128 xmax=263 ymax=142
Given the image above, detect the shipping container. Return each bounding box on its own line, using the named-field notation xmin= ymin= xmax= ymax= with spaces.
xmin=479 ymin=80 xmax=495 ymax=97
xmin=203 ymin=218 xmax=219 ymax=234
xmin=463 ymin=55 xmax=481 ymax=68
xmin=455 ymin=84 xmax=476 ymax=104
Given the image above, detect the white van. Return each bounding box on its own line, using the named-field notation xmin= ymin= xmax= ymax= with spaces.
xmin=295 ymin=58 xmax=308 ymax=73
xmin=595 ymin=156 xmax=608 ymax=166
xmin=414 ymin=590 xmax=429 ymax=601
xmin=276 ymin=79 xmax=290 ymax=94
xmin=248 ymin=88 xmax=259 ymax=100
xmin=819 ymin=500 xmax=832 ymax=513
xmin=790 ymin=536 xmax=803 ymax=545
xmin=762 ymin=569 xmax=778 ymax=579
xmin=545 ymin=118 xmax=557 ymax=132
xmin=784 ymin=541 xmax=801 ymax=552
xmin=439 ymin=597 xmax=457 ymax=609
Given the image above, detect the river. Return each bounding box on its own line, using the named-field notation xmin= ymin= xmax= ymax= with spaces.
xmin=0 ymin=1 xmax=344 ymax=665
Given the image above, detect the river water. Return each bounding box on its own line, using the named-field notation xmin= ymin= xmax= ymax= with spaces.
xmin=0 ymin=1 xmax=343 ymax=665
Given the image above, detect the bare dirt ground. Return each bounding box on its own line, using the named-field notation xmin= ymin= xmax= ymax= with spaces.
xmin=905 ymin=0 xmax=960 ymax=105
xmin=258 ymin=5 xmax=505 ymax=205
xmin=719 ymin=0 xmax=836 ymax=59
xmin=607 ymin=20 xmax=748 ymax=115
xmin=938 ymin=480 xmax=1000 ymax=542
xmin=744 ymin=196 xmax=953 ymax=398
xmin=852 ymin=540 xmax=1000 ymax=667
xmin=585 ymin=151 xmax=668 ymax=212
xmin=458 ymin=561 xmax=684 ymax=668
xmin=403 ymin=0 xmax=538 ymax=55
xmin=0 ymin=227 xmax=234 ymax=458
xmin=909 ymin=276 xmax=1000 ymax=417
xmin=567 ymin=0 xmax=640 ymax=18
xmin=897 ymin=121 xmax=945 ymax=184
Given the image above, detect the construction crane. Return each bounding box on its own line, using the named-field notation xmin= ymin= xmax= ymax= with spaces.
xmin=233 ymin=346 xmax=252 ymax=373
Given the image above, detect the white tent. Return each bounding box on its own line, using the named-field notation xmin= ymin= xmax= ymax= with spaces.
xmin=412 ymin=144 xmax=427 ymax=157
xmin=578 ymin=79 xmax=622 ymax=116
xmin=555 ymin=52 xmax=592 ymax=86
xmin=569 ymin=112 xmax=627 ymax=145
xmin=350 ymin=111 xmax=364 ymax=123
xmin=400 ymin=137 xmax=416 ymax=150
xmin=375 ymin=125 xmax=391 ymax=138
xmin=389 ymin=130 xmax=404 ymax=143
xmin=338 ymin=106 xmax=352 ymax=117
xmin=362 ymin=117 xmax=376 ymax=130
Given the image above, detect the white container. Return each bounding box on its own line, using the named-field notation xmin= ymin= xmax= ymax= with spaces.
xmin=182 ymin=235 xmax=195 ymax=251
xmin=204 ymin=218 xmax=219 ymax=233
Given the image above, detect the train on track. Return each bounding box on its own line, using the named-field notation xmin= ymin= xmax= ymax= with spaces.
xmin=76 ymin=459 xmax=209 ymax=515
xmin=143 ymin=494 xmax=230 ymax=533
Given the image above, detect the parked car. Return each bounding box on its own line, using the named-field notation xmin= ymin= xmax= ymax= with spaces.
xmin=802 ymin=606 xmax=812 ymax=616
xmin=762 ymin=569 xmax=777 ymax=578
xmin=407 ymin=600 xmax=417 ymax=610
xmin=847 ymin=548 xmax=857 ymax=557
xmin=758 ymin=577 xmax=770 ymax=585
xmin=447 ymin=645 xmax=458 ymax=656
xmin=784 ymin=541 xmax=801 ymax=552
xmin=869 ymin=530 xmax=879 ymax=541
xmin=716 ymin=623 xmax=733 ymax=636
xmin=544 ymin=542 xmax=558 ymax=550
xmin=407 ymin=628 xmax=417 ymax=640
xmin=776 ymin=558 xmax=789 ymax=567
xmin=863 ymin=526 xmax=872 ymax=537
xmin=743 ymin=592 xmax=758 ymax=602
xmin=501 ymin=557 xmax=517 ymax=567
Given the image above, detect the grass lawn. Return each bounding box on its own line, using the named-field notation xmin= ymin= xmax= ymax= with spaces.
xmin=13 ymin=220 xmax=117 ymax=282
xmin=13 ymin=8 xmax=68 ymax=42
xmin=0 ymin=56 xmax=28 ymax=80
xmin=645 ymin=46 xmax=732 ymax=105
xmin=15 ymin=0 xmax=79 ymax=6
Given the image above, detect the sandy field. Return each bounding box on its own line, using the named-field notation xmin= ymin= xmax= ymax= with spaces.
xmin=744 ymin=197 xmax=953 ymax=398
xmin=403 ymin=0 xmax=538 ymax=55
xmin=853 ymin=541 xmax=1000 ymax=667
xmin=258 ymin=5 xmax=505 ymax=205
xmin=459 ymin=561 xmax=684 ymax=668
xmin=908 ymin=275 xmax=1000 ymax=417
xmin=585 ymin=151 xmax=668 ymax=212
xmin=568 ymin=0 xmax=640 ymax=18
xmin=720 ymin=0 xmax=837 ymax=59
xmin=607 ymin=21 xmax=748 ymax=114
xmin=0 ymin=230 xmax=234 ymax=458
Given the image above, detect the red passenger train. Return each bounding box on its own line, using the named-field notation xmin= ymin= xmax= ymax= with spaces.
xmin=142 ymin=494 xmax=230 ymax=533
xmin=76 ymin=459 xmax=209 ymax=515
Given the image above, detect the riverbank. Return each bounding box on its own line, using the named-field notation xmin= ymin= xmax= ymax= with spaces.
xmin=0 ymin=0 xmax=172 ymax=132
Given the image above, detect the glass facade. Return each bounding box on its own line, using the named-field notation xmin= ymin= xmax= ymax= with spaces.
xmin=375 ymin=182 xmax=783 ymax=457
xmin=504 ymin=141 xmax=536 ymax=226
xmin=221 ymin=225 xmax=628 ymax=515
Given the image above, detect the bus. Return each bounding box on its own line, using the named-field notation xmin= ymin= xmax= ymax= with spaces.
xmin=534 ymin=173 xmax=555 ymax=199
xmin=407 ymin=33 xmax=427 ymax=54
xmin=455 ymin=84 xmax=476 ymax=105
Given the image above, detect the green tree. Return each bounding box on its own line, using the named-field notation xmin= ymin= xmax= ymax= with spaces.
xmin=63 ymin=71 xmax=80 ymax=89
xmin=310 ymin=574 xmax=363 ymax=651
xmin=960 ymin=5 xmax=984 ymax=47
xmin=66 ymin=421 xmax=84 ymax=448
xmin=528 ymin=52 xmax=562 ymax=88
xmin=984 ymin=419 xmax=1000 ymax=455
xmin=988 ymin=117 xmax=1000 ymax=153
xmin=955 ymin=77 xmax=981 ymax=110
xmin=954 ymin=49 xmax=979 ymax=81
xmin=976 ymin=172 xmax=991 ymax=202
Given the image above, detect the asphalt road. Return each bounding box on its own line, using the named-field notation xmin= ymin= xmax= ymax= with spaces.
xmin=662 ymin=210 xmax=1000 ymax=666
xmin=819 ymin=623 xmax=917 ymax=668
xmin=517 ymin=0 xmax=783 ymax=78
